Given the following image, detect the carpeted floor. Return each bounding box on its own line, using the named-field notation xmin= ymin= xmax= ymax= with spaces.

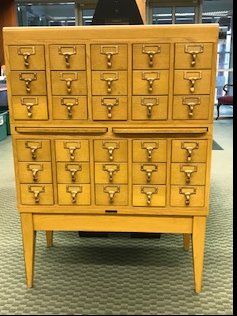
xmin=0 ymin=120 xmax=233 ymax=315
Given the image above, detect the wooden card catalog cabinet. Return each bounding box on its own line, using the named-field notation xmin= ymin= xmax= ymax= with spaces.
xmin=4 ymin=24 xmax=218 ymax=293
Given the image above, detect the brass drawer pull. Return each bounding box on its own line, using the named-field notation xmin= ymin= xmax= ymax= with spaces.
xmin=141 ymin=142 xmax=159 ymax=161
xmin=182 ymin=97 xmax=201 ymax=118
xmin=27 ymin=164 xmax=43 ymax=182
xmin=103 ymin=164 xmax=120 ymax=183
xmin=181 ymin=142 xmax=199 ymax=162
xmin=100 ymin=45 xmax=119 ymax=68
xmin=25 ymin=141 xmax=42 ymax=160
xmin=142 ymin=45 xmax=161 ymax=67
xmin=19 ymin=72 xmax=37 ymax=93
xmin=179 ymin=187 xmax=196 ymax=206
xmin=184 ymin=71 xmax=202 ymax=93
xmin=141 ymin=186 xmax=158 ymax=205
xmin=141 ymin=164 xmax=158 ymax=183
xmin=180 ymin=165 xmax=197 ymax=184
xmin=21 ymin=97 xmax=38 ymax=118
xmin=141 ymin=97 xmax=159 ymax=119
xmin=101 ymin=97 xmax=119 ymax=119
xmin=65 ymin=164 xmax=82 ymax=182
xmin=142 ymin=72 xmax=160 ymax=93
xmin=28 ymin=185 xmax=45 ymax=204
xmin=185 ymin=44 xmax=204 ymax=67
xmin=60 ymin=72 xmax=78 ymax=94
xmin=58 ymin=46 xmax=76 ymax=68
xmin=18 ymin=46 xmax=35 ymax=67
xmin=102 ymin=141 xmax=119 ymax=161
xmin=66 ymin=185 xmax=82 ymax=204
xmin=103 ymin=185 xmax=120 ymax=203
xmin=61 ymin=97 xmax=79 ymax=118
xmin=101 ymin=72 xmax=118 ymax=94
xmin=64 ymin=142 xmax=81 ymax=161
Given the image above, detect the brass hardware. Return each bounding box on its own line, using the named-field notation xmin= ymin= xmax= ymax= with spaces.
xmin=58 ymin=46 xmax=76 ymax=68
xmin=102 ymin=141 xmax=119 ymax=161
xmin=141 ymin=142 xmax=159 ymax=161
xmin=66 ymin=185 xmax=82 ymax=204
xmin=101 ymin=97 xmax=119 ymax=119
xmin=179 ymin=187 xmax=196 ymax=206
xmin=28 ymin=185 xmax=45 ymax=204
xmin=185 ymin=44 xmax=204 ymax=67
xmin=60 ymin=72 xmax=78 ymax=94
xmin=100 ymin=72 xmax=118 ymax=94
xmin=103 ymin=186 xmax=120 ymax=203
xmin=21 ymin=97 xmax=38 ymax=118
xmin=141 ymin=186 xmax=158 ymax=205
xmin=65 ymin=164 xmax=82 ymax=182
xmin=181 ymin=142 xmax=199 ymax=162
xmin=64 ymin=142 xmax=81 ymax=161
xmin=19 ymin=72 xmax=37 ymax=93
xmin=25 ymin=141 xmax=42 ymax=160
xmin=142 ymin=72 xmax=160 ymax=93
xmin=141 ymin=164 xmax=158 ymax=183
xmin=141 ymin=97 xmax=159 ymax=119
xmin=61 ymin=97 xmax=79 ymax=118
xmin=103 ymin=164 xmax=120 ymax=183
xmin=27 ymin=164 xmax=43 ymax=182
xmin=184 ymin=71 xmax=202 ymax=93
xmin=100 ymin=45 xmax=119 ymax=68
xmin=142 ymin=45 xmax=161 ymax=67
xmin=17 ymin=46 xmax=35 ymax=67
xmin=182 ymin=97 xmax=201 ymax=118
xmin=180 ymin=165 xmax=197 ymax=184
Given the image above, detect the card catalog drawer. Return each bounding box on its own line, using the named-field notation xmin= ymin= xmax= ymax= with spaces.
xmin=52 ymin=96 xmax=87 ymax=120
xmin=171 ymin=140 xmax=208 ymax=163
xmin=10 ymin=71 xmax=46 ymax=95
xmin=55 ymin=140 xmax=89 ymax=162
xmin=133 ymin=140 xmax=167 ymax=162
xmin=92 ymin=96 xmax=127 ymax=121
xmin=16 ymin=140 xmax=51 ymax=162
xmin=51 ymin=71 xmax=87 ymax=95
xmin=133 ymin=70 xmax=169 ymax=95
xmin=132 ymin=96 xmax=168 ymax=120
xmin=58 ymin=184 xmax=90 ymax=205
xmin=95 ymin=163 xmax=128 ymax=184
xmin=95 ymin=184 xmax=128 ymax=206
xmin=133 ymin=163 xmax=166 ymax=185
xmin=171 ymin=163 xmax=206 ymax=185
xmin=92 ymin=71 xmax=127 ymax=95
xmin=18 ymin=162 xmax=52 ymax=184
xmin=57 ymin=162 xmax=90 ymax=183
xmin=133 ymin=185 xmax=166 ymax=207
xmin=12 ymin=96 xmax=48 ymax=120
xmin=20 ymin=184 xmax=54 ymax=205
xmin=94 ymin=140 xmax=128 ymax=162
xmin=170 ymin=185 xmax=205 ymax=207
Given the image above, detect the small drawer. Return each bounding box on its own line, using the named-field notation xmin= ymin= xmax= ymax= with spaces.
xmin=94 ymin=140 xmax=128 ymax=162
xmin=51 ymin=71 xmax=87 ymax=96
xmin=133 ymin=140 xmax=167 ymax=162
xmin=57 ymin=162 xmax=90 ymax=184
xmin=49 ymin=45 xmax=86 ymax=70
xmin=171 ymin=140 xmax=208 ymax=163
xmin=18 ymin=162 xmax=52 ymax=184
xmin=172 ymin=95 xmax=210 ymax=120
xmin=171 ymin=163 xmax=206 ymax=185
xmin=91 ymin=71 xmax=127 ymax=95
xmin=20 ymin=184 xmax=54 ymax=205
xmin=133 ymin=43 xmax=170 ymax=69
xmin=55 ymin=140 xmax=89 ymax=162
xmin=95 ymin=163 xmax=128 ymax=184
xmin=52 ymin=96 xmax=87 ymax=120
xmin=133 ymin=163 xmax=166 ymax=185
xmin=11 ymin=71 xmax=46 ymax=95
xmin=170 ymin=185 xmax=205 ymax=207
xmin=12 ymin=96 xmax=48 ymax=120
xmin=174 ymin=70 xmax=211 ymax=95
xmin=92 ymin=96 xmax=127 ymax=121
xmin=175 ymin=43 xmax=213 ymax=69
xmin=16 ymin=139 xmax=51 ymax=162
xmin=132 ymin=96 xmax=168 ymax=120
xmin=91 ymin=44 xmax=128 ymax=70
xmin=95 ymin=184 xmax=128 ymax=206
xmin=133 ymin=70 xmax=169 ymax=95
xmin=8 ymin=45 xmax=45 ymax=70
xmin=132 ymin=185 xmax=166 ymax=207
xmin=58 ymin=184 xmax=90 ymax=205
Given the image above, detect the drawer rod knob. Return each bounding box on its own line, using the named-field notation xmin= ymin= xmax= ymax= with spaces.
xmin=103 ymin=186 xmax=120 ymax=204
xmin=141 ymin=186 xmax=158 ymax=205
xmin=28 ymin=185 xmax=45 ymax=204
xmin=179 ymin=187 xmax=196 ymax=206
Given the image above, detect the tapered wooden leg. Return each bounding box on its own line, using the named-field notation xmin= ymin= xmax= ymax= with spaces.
xmin=46 ymin=231 xmax=53 ymax=247
xmin=183 ymin=234 xmax=191 ymax=251
xmin=21 ymin=213 xmax=36 ymax=288
xmin=192 ymin=216 xmax=206 ymax=294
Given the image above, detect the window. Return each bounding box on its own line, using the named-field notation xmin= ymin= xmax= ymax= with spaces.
xmin=175 ymin=6 xmax=195 ymax=24
xmin=82 ymin=9 xmax=95 ymax=25
xmin=152 ymin=7 xmax=172 ymax=24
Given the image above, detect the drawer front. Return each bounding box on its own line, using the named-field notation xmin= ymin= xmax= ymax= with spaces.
xmin=174 ymin=70 xmax=211 ymax=95
xmin=58 ymin=184 xmax=90 ymax=205
xmin=20 ymin=184 xmax=54 ymax=205
xmin=16 ymin=140 xmax=51 ymax=162
xmin=12 ymin=96 xmax=48 ymax=120
xmin=133 ymin=185 xmax=166 ymax=206
xmin=132 ymin=96 xmax=168 ymax=120
xmin=95 ymin=184 xmax=128 ymax=206
xmin=133 ymin=140 xmax=167 ymax=162
xmin=171 ymin=140 xmax=208 ymax=163
xmin=55 ymin=140 xmax=89 ymax=162
xmin=171 ymin=163 xmax=206 ymax=185
xmin=94 ymin=140 xmax=128 ymax=162
xmin=173 ymin=95 xmax=210 ymax=120
xmin=92 ymin=96 xmax=127 ymax=121
xmin=133 ymin=70 xmax=169 ymax=95
xmin=52 ymin=96 xmax=87 ymax=120
xmin=170 ymin=185 xmax=205 ymax=207
xmin=51 ymin=71 xmax=87 ymax=96
xmin=91 ymin=71 xmax=127 ymax=95
xmin=95 ymin=163 xmax=128 ymax=184
xmin=91 ymin=44 xmax=128 ymax=70
xmin=8 ymin=45 xmax=45 ymax=70
xmin=18 ymin=162 xmax=52 ymax=184
xmin=11 ymin=71 xmax=46 ymax=95
xmin=133 ymin=44 xmax=170 ymax=69
xmin=57 ymin=162 xmax=90 ymax=184
xmin=49 ymin=45 xmax=86 ymax=70
xmin=175 ymin=43 xmax=213 ymax=69
xmin=133 ymin=163 xmax=166 ymax=185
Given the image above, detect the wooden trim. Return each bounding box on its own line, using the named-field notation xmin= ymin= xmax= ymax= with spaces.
xmin=15 ymin=127 xmax=108 ymax=134
xmin=112 ymin=127 xmax=208 ymax=134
